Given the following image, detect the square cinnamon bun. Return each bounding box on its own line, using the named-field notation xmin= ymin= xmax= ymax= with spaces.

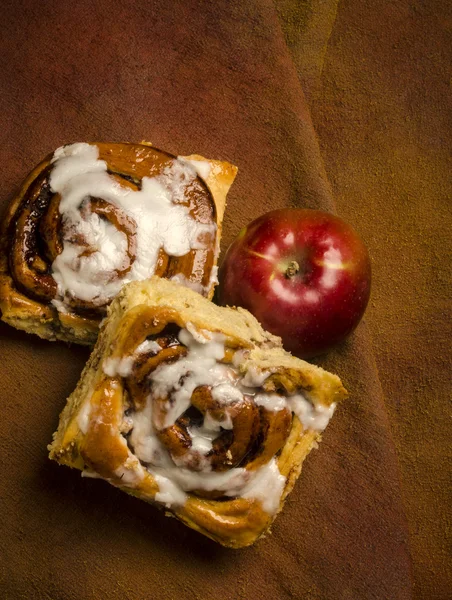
xmin=0 ymin=142 xmax=236 ymax=344
xmin=49 ymin=276 xmax=347 ymax=548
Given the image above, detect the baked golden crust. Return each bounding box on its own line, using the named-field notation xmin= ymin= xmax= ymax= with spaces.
xmin=0 ymin=143 xmax=236 ymax=345
xmin=49 ymin=277 xmax=347 ymax=548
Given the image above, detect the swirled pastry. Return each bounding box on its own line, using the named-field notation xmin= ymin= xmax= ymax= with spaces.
xmin=49 ymin=277 xmax=347 ymax=548
xmin=0 ymin=143 xmax=236 ymax=344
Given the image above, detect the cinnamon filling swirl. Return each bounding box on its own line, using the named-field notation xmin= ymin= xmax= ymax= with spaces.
xmin=5 ymin=143 xmax=218 ymax=318
xmin=90 ymin=308 xmax=335 ymax=512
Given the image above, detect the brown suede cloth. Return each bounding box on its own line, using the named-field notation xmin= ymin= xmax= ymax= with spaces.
xmin=277 ymin=2 xmax=452 ymax=597
xmin=0 ymin=0 xmax=448 ymax=598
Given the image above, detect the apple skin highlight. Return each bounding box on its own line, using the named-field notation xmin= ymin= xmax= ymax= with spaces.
xmin=218 ymin=209 xmax=371 ymax=359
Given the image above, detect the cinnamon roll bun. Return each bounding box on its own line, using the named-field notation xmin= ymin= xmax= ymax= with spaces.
xmin=49 ymin=277 xmax=347 ymax=548
xmin=0 ymin=143 xmax=236 ymax=344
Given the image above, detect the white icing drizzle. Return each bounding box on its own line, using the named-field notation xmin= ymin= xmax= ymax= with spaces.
xmin=188 ymin=425 xmax=218 ymax=454
xmin=135 ymin=339 xmax=162 ymax=355
xmin=103 ymin=356 xmax=135 ymax=378
xmin=287 ymin=395 xmax=336 ymax=432
xmin=207 ymin=264 xmax=219 ymax=290
xmin=51 ymin=298 xmax=70 ymax=314
xmin=102 ymin=339 xmax=162 ymax=378
xmin=150 ymin=328 xmax=234 ymax=428
xmin=152 ymin=472 xmax=187 ymax=507
xmin=240 ymin=366 xmax=274 ymax=387
xmin=130 ymin=402 xmax=173 ymax=468
xmin=150 ymin=464 xmax=251 ymax=498
xmin=77 ymin=399 xmax=92 ymax=434
xmin=177 ymin=156 xmax=212 ymax=182
xmin=49 ymin=143 xmax=216 ymax=310
xmin=170 ymin=273 xmax=205 ymax=295
xmin=240 ymin=458 xmax=285 ymax=514
xmin=232 ymin=348 xmax=250 ymax=367
xmin=210 ymin=383 xmax=244 ymax=404
xmin=102 ymin=324 xmax=335 ymax=514
xmin=114 ymin=462 xmax=145 ymax=487
xmin=185 ymin=321 xmax=214 ymax=343
xmin=148 ymin=458 xmax=284 ymax=514
xmin=254 ymin=393 xmax=287 ymax=412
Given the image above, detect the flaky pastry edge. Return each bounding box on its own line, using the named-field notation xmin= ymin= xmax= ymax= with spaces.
xmin=49 ymin=277 xmax=347 ymax=548
xmin=0 ymin=143 xmax=236 ymax=345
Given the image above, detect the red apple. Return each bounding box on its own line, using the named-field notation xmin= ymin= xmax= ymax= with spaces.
xmin=218 ymin=209 xmax=371 ymax=358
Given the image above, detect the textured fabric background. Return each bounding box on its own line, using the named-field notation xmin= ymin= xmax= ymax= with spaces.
xmin=277 ymin=1 xmax=451 ymax=597
xmin=0 ymin=1 xmax=449 ymax=598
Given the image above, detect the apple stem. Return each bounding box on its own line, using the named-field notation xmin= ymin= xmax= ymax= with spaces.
xmin=285 ymin=260 xmax=300 ymax=279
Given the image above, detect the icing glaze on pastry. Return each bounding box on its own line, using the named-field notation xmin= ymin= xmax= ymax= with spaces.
xmin=49 ymin=276 xmax=348 ymax=548
xmin=50 ymin=143 xmax=216 ymax=311
xmin=178 ymin=156 xmax=212 ymax=181
xmin=99 ymin=323 xmax=335 ymax=512
xmin=0 ymin=143 xmax=235 ymax=345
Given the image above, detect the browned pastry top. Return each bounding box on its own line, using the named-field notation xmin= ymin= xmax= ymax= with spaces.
xmin=1 ymin=143 xmax=216 ymax=315
xmin=0 ymin=142 xmax=236 ymax=344
xmin=49 ymin=277 xmax=347 ymax=548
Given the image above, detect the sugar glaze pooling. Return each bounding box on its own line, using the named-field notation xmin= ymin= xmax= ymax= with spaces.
xmin=49 ymin=143 xmax=215 ymax=310
xmin=98 ymin=325 xmax=336 ymax=514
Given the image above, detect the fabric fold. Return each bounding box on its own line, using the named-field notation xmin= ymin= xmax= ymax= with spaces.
xmin=0 ymin=0 xmax=413 ymax=597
